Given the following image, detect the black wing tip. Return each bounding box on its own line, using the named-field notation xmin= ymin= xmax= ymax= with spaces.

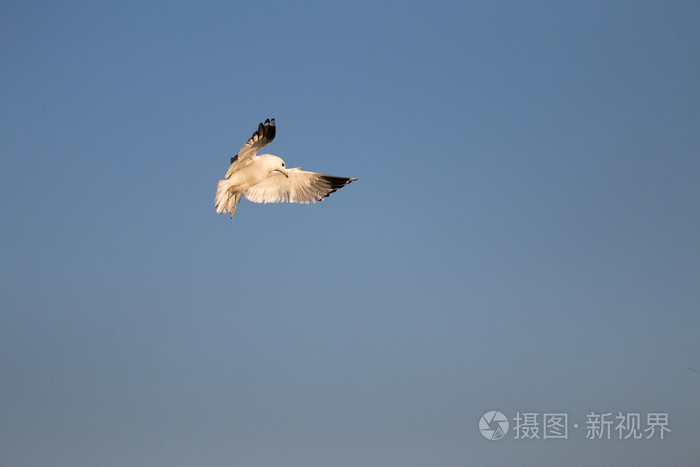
xmin=256 ymin=117 xmax=276 ymax=143
xmin=307 ymin=175 xmax=357 ymax=202
xmin=321 ymin=175 xmax=357 ymax=187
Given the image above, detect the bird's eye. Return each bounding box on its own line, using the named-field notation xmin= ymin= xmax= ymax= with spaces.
xmin=282 ymin=162 xmax=285 ymax=167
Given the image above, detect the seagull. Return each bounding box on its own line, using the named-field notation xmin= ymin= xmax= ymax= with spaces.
xmin=215 ymin=119 xmax=357 ymax=218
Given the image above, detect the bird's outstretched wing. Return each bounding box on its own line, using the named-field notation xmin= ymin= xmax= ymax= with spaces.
xmin=243 ymin=168 xmax=356 ymax=204
xmin=225 ymin=119 xmax=276 ymax=178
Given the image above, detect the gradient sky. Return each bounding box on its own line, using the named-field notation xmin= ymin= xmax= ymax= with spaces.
xmin=2 ymin=1 xmax=699 ymax=466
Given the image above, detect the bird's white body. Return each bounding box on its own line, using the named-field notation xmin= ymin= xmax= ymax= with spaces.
xmin=223 ymin=154 xmax=282 ymax=193
xmin=215 ymin=119 xmax=356 ymax=218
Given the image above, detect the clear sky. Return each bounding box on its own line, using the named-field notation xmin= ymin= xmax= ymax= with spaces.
xmin=1 ymin=1 xmax=699 ymax=465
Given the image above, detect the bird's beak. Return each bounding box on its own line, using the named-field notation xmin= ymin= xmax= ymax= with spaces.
xmin=280 ymin=168 xmax=289 ymax=178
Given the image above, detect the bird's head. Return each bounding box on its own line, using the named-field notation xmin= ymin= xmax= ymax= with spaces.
xmin=272 ymin=155 xmax=289 ymax=178
xmin=259 ymin=154 xmax=289 ymax=178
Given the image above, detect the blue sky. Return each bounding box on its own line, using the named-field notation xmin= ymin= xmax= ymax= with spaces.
xmin=1 ymin=1 xmax=699 ymax=465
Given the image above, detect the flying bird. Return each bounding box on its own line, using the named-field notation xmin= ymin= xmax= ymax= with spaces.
xmin=215 ymin=119 xmax=357 ymax=218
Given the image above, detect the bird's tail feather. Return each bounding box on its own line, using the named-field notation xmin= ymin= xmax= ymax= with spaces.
xmin=215 ymin=179 xmax=231 ymax=214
